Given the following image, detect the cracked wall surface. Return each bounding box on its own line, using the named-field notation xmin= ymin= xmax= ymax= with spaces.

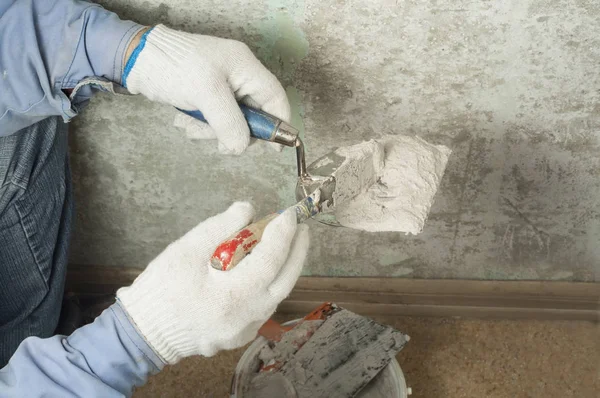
xmin=69 ymin=0 xmax=600 ymax=281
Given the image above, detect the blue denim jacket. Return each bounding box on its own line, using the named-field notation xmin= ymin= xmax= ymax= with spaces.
xmin=0 ymin=1 xmax=166 ymax=395
xmin=0 ymin=0 xmax=143 ymax=137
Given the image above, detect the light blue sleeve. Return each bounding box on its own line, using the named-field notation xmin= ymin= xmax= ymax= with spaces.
xmin=0 ymin=0 xmax=145 ymax=137
xmin=0 ymin=302 xmax=165 ymax=397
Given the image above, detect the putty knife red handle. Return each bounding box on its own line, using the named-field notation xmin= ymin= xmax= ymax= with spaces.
xmin=210 ymin=194 xmax=320 ymax=271
xmin=210 ymin=214 xmax=277 ymax=271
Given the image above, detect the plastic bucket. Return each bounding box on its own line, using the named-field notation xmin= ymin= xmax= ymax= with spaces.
xmin=230 ymin=319 xmax=410 ymax=397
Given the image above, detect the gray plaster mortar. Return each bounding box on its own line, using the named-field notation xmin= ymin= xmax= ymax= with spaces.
xmin=244 ymin=311 xmax=408 ymax=398
xmin=335 ymin=135 xmax=450 ymax=234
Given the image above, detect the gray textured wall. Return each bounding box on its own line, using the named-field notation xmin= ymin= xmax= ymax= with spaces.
xmin=69 ymin=0 xmax=600 ymax=281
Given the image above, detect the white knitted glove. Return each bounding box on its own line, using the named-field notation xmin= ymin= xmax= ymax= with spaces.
xmin=116 ymin=202 xmax=309 ymax=364
xmin=124 ymin=25 xmax=290 ymax=154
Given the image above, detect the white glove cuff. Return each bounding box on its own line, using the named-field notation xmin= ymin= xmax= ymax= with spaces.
xmin=124 ymin=25 xmax=194 ymax=98
xmin=117 ymin=276 xmax=196 ymax=364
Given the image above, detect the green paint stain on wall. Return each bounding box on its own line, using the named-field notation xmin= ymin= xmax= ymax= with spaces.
xmin=253 ymin=1 xmax=308 ymax=83
xmin=251 ymin=1 xmax=308 ymax=207
xmin=252 ymin=1 xmax=308 ymax=137
xmin=255 ymin=1 xmax=308 ymax=79
xmin=286 ymin=86 xmax=305 ymax=139
xmin=271 ymin=13 xmax=309 ymax=81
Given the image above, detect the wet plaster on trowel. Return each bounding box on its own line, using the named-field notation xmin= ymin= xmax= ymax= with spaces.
xmin=331 ymin=136 xmax=451 ymax=234
xmin=312 ymin=139 xmax=385 ymax=212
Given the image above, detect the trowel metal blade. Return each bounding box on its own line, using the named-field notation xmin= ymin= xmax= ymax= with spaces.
xmin=295 ymin=176 xmax=341 ymax=227
xmin=295 ymin=151 xmax=347 ymax=227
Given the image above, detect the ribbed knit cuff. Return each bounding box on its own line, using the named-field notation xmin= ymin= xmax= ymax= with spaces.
xmin=122 ymin=27 xmax=153 ymax=88
xmin=117 ymin=277 xmax=198 ymax=364
xmin=123 ymin=24 xmax=195 ymax=95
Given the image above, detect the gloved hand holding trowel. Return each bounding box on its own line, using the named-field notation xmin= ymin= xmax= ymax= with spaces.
xmin=125 ymin=25 xmax=293 ymax=154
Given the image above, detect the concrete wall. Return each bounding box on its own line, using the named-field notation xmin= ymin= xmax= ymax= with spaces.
xmin=69 ymin=0 xmax=600 ymax=281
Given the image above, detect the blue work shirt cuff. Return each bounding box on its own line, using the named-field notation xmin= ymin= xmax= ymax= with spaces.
xmin=111 ymin=301 xmax=166 ymax=371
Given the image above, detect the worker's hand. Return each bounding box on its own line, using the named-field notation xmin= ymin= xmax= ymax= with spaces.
xmin=123 ymin=25 xmax=290 ymax=155
xmin=116 ymin=202 xmax=309 ymax=364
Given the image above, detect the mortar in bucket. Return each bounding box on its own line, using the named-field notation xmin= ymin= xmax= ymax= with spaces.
xmin=229 ymin=318 xmax=411 ymax=398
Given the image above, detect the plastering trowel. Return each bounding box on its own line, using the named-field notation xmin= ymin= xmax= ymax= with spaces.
xmin=180 ymin=106 xmax=370 ymax=271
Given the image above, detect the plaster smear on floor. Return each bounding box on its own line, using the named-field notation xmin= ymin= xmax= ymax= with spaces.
xmin=335 ymin=135 xmax=451 ymax=234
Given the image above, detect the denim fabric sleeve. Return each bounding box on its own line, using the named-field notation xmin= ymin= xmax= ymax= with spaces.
xmin=0 ymin=302 xmax=164 ymax=397
xmin=0 ymin=0 xmax=145 ymax=137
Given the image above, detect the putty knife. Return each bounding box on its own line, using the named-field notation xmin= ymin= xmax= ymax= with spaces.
xmin=210 ymin=162 xmax=349 ymax=270
xmin=180 ymin=106 xmax=345 ymax=271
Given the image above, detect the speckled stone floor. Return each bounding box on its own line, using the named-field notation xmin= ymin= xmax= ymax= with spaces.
xmin=132 ymin=315 xmax=599 ymax=398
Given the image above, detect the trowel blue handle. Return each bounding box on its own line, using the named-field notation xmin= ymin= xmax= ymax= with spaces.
xmin=177 ymin=106 xmax=281 ymax=142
